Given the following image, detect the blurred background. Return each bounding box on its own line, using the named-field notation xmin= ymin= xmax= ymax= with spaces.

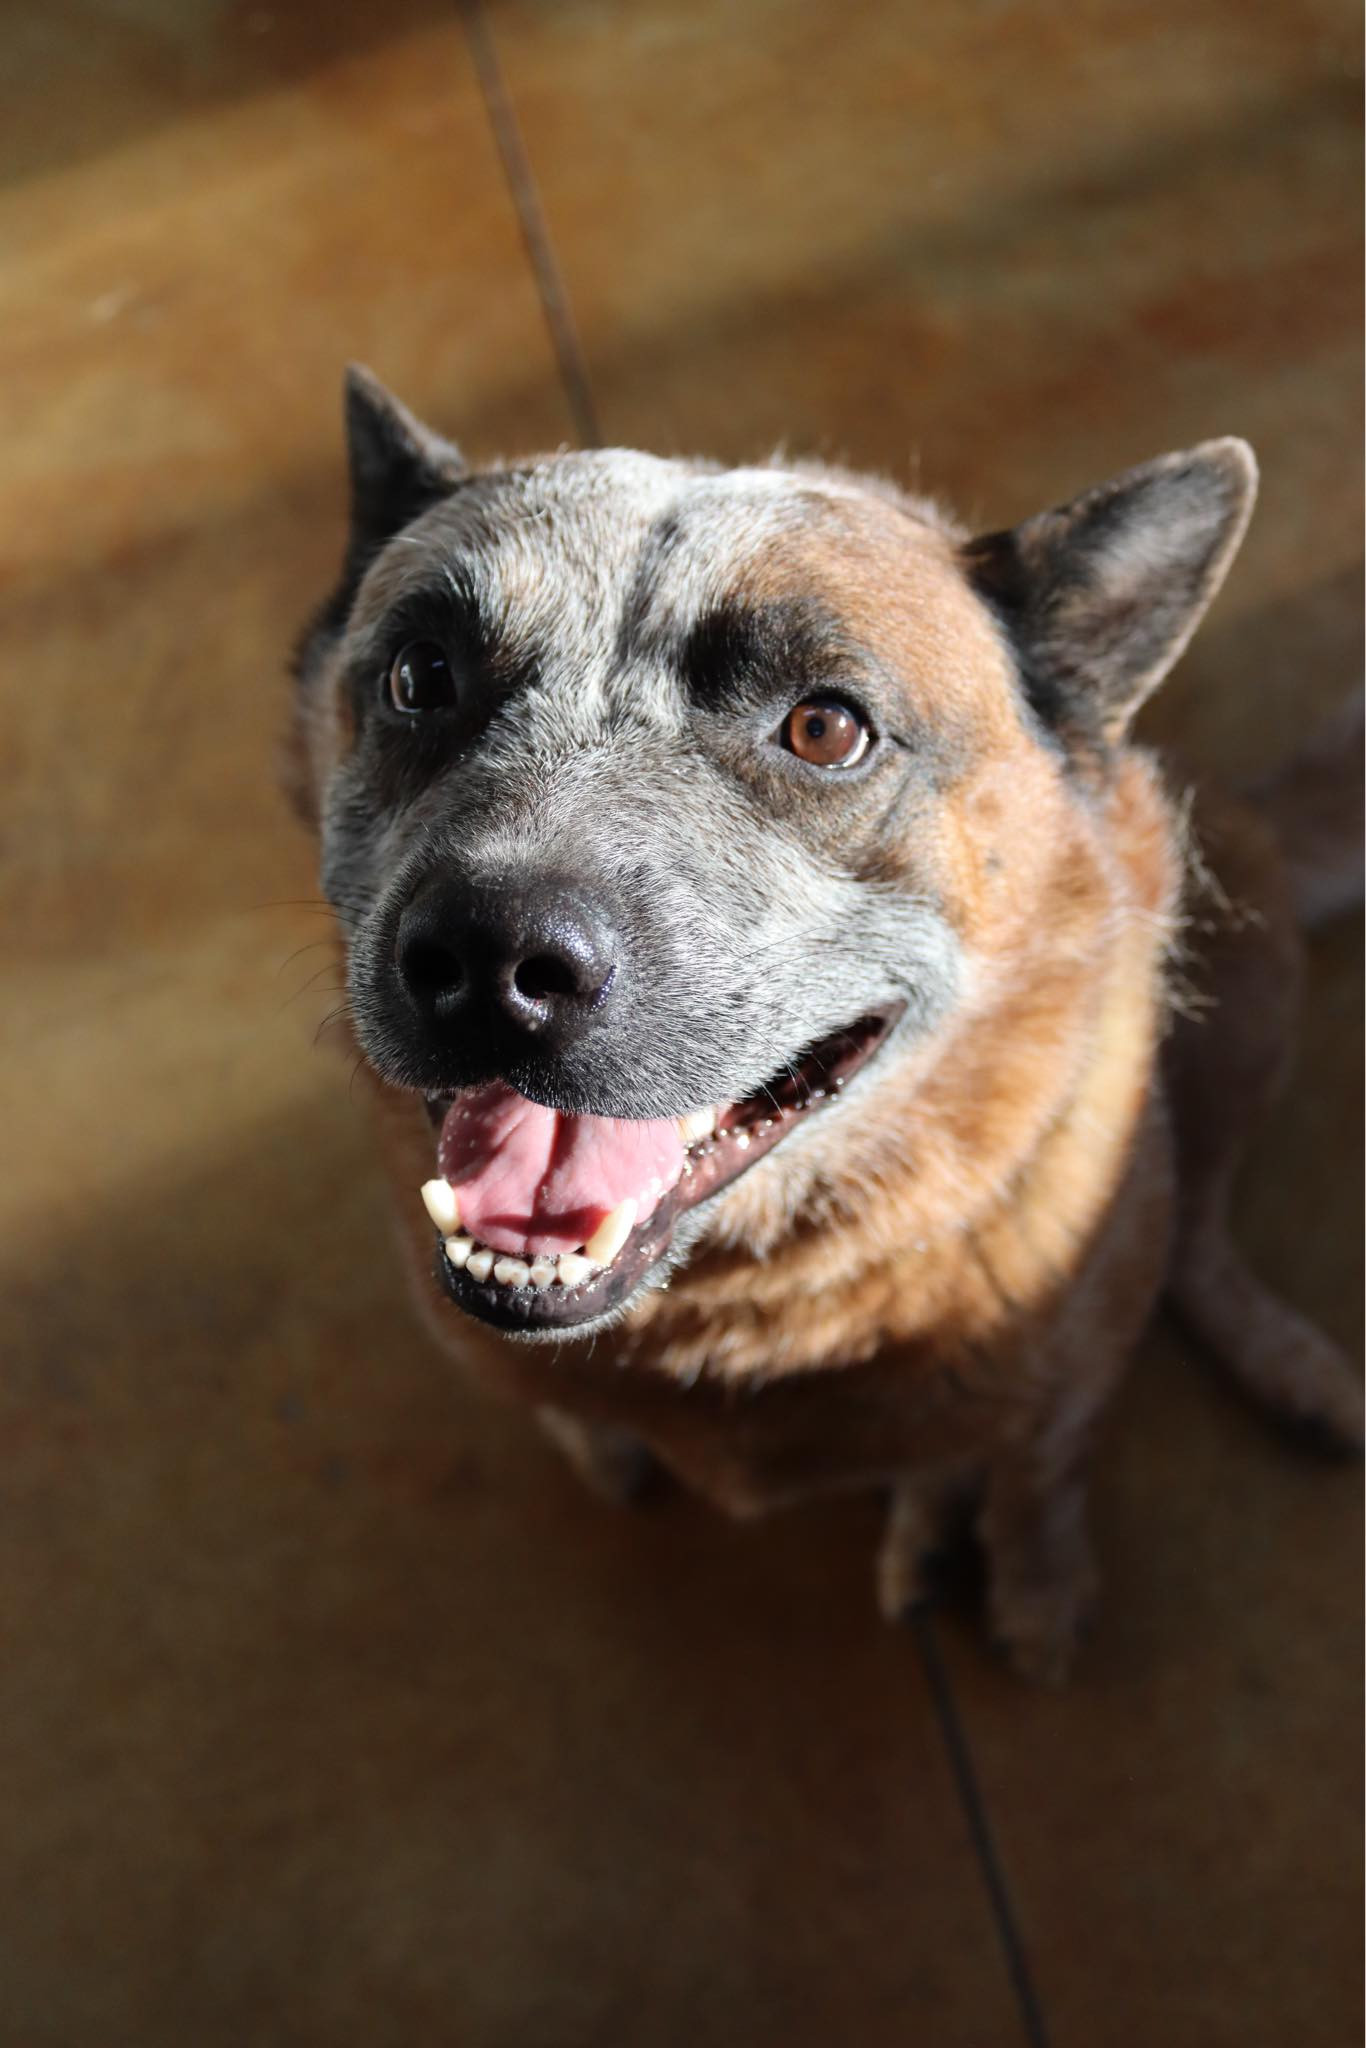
xmin=1 ymin=3 xmax=1360 ymax=2042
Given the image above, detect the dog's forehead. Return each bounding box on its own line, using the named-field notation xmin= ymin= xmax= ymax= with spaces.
xmin=498 ymin=447 xmax=865 ymax=547
xmin=367 ymin=450 xmax=946 ymax=625
xmin=524 ymin=452 xmax=863 ymax=589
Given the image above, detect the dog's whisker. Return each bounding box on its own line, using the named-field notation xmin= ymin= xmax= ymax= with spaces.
xmin=279 ymin=967 xmax=351 ymax=1015
xmin=312 ymin=1002 xmax=354 ymax=1051
xmin=274 ymin=938 xmax=345 ymax=978
xmin=248 ymin=901 xmax=368 ymax=925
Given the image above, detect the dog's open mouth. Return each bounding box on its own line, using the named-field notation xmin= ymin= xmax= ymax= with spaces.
xmin=417 ymin=1005 xmax=904 ymax=1335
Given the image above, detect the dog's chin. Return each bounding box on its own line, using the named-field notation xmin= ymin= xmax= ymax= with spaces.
xmin=423 ymin=1001 xmax=908 ymax=1342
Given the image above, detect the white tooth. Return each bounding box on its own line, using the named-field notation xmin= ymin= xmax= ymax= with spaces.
xmin=443 ymin=1234 xmax=473 ymax=1269
xmin=493 ymin=1257 xmax=531 ymax=1288
xmin=466 ymin=1247 xmax=494 ymax=1282
xmin=734 ymin=1132 xmax=751 ymax=1150
xmin=677 ymin=1106 xmax=717 ymax=1143
xmin=583 ymin=1199 xmax=636 ymax=1266
xmin=528 ymin=1258 xmax=558 ymax=1288
xmin=421 ymin=1179 xmax=461 ymax=1233
xmin=557 ymin=1252 xmax=595 ymax=1289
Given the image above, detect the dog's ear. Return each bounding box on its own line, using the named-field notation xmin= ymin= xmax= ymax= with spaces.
xmin=962 ymin=440 xmax=1257 ymax=754
xmin=290 ymin=372 xmax=468 ymax=700
xmin=343 ymin=364 xmax=467 ymax=565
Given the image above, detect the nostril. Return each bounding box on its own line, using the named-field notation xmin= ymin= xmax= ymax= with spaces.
xmin=403 ymin=938 xmax=466 ymax=1003
xmin=512 ymin=954 xmax=579 ymax=1002
xmin=397 ymin=875 xmax=620 ymax=1034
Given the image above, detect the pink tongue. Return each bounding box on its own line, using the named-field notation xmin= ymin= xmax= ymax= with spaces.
xmin=437 ymin=1082 xmax=684 ymax=1257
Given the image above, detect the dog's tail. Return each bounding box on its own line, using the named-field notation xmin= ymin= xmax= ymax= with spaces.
xmin=1248 ymin=688 xmax=1364 ymax=929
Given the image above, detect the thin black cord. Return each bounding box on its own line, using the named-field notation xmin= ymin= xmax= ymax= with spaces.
xmin=909 ymin=1605 xmax=1052 ymax=2048
xmin=460 ymin=0 xmax=602 ymax=448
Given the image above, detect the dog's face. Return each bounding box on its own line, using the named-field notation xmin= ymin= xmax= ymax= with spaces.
xmin=291 ymin=371 xmax=1255 ymax=1339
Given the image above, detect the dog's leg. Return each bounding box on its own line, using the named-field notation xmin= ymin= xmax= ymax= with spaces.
xmin=876 ymin=1464 xmax=976 ymax=1623
xmin=537 ymin=1406 xmax=662 ymax=1505
xmin=977 ymin=1409 xmax=1101 ymax=1686
xmin=1165 ymin=782 xmax=1363 ymax=1451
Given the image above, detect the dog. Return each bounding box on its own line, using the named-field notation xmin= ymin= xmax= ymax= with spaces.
xmin=286 ymin=367 xmax=1363 ymax=1681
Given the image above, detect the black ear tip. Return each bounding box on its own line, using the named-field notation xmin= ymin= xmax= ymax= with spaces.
xmin=342 ymin=362 xmax=395 ymax=430
xmin=338 ymin=368 xmax=467 ymax=553
xmin=341 ymin=365 xmax=436 ymax=479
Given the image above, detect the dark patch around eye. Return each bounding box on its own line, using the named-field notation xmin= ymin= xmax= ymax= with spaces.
xmin=354 ymin=568 xmax=544 ymax=709
xmin=677 ymin=597 xmax=851 ymax=710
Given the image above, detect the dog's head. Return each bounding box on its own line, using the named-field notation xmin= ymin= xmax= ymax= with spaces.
xmin=290 ymin=369 xmax=1255 ymax=1339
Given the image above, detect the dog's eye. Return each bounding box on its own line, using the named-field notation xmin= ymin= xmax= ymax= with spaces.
xmin=783 ymin=699 xmax=869 ymax=769
xmin=387 ymin=641 xmax=456 ymax=714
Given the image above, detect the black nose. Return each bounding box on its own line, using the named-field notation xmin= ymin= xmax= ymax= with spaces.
xmin=396 ymin=873 xmax=620 ymax=1042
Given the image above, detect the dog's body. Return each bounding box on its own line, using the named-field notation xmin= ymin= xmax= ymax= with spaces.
xmin=289 ymin=371 xmax=1362 ymax=1679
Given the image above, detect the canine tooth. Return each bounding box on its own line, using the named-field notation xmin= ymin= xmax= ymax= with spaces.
xmin=677 ymin=1106 xmax=717 ymax=1143
xmin=557 ymin=1252 xmax=595 ymax=1289
xmin=583 ymin=1199 xmax=636 ymax=1266
xmin=420 ymin=1179 xmax=461 ymax=1233
xmin=444 ymin=1234 xmax=473 ymax=1269
xmin=528 ymin=1257 xmax=558 ymax=1288
xmin=466 ymin=1247 xmax=494 ymax=1282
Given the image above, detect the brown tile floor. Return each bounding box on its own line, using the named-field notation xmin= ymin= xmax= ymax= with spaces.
xmin=2 ymin=3 xmax=1360 ymax=2042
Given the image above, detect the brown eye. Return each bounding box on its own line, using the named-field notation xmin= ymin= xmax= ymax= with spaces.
xmin=388 ymin=641 xmax=456 ymax=714
xmin=783 ymin=698 xmax=869 ymax=768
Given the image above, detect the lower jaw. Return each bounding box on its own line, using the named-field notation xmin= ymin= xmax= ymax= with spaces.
xmin=430 ymin=1003 xmax=906 ymax=1340
xmin=434 ymin=1185 xmax=685 ymax=1339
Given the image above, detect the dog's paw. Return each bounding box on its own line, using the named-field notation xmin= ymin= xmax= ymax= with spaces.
xmin=1274 ymin=1328 xmax=1365 ymax=1457
xmin=1212 ymin=1293 xmax=1366 ymax=1455
xmin=990 ymin=1560 xmax=1098 ymax=1686
xmin=875 ymin=1533 xmax=935 ymax=1627
xmin=875 ymin=1473 xmax=970 ymax=1624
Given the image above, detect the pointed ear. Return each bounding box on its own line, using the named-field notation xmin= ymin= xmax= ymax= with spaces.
xmin=962 ymin=439 xmax=1258 ymax=753
xmin=343 ymin=364 xmax=467 ymax=566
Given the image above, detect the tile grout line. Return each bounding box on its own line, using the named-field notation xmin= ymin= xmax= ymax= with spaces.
xmin=459 ymin=0 xmax=602 ymax=449
xmin=909 ymin=1606 xmax=1052 ymax=2048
